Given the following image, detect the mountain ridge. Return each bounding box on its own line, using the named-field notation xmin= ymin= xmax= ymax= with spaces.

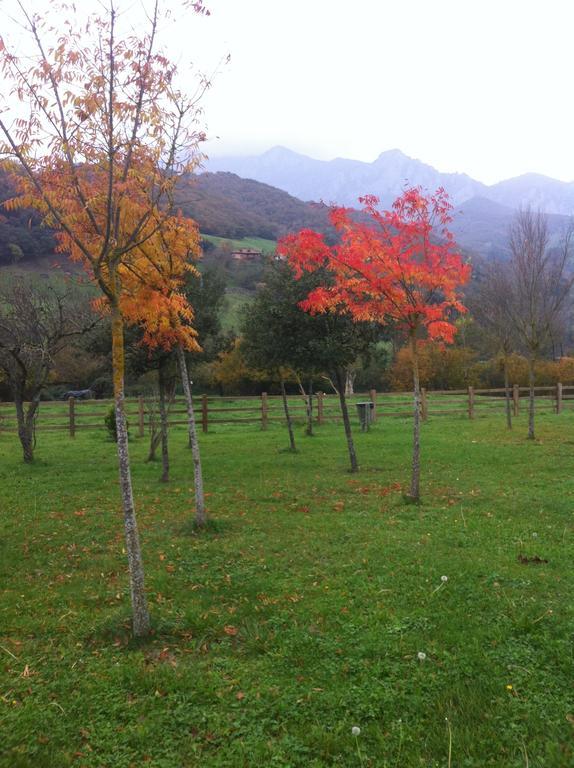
xmin=205 ymin=146 xmax=574 ymax=216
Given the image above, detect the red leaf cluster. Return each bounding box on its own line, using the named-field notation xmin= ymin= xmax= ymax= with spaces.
xmin=278 ymin=187 xmax=471 ymax=343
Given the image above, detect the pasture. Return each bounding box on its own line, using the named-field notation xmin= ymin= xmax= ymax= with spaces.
xmin=0 ymin=408 xmax=573 ymax=767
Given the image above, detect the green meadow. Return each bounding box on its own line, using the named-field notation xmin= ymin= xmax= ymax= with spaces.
xmin=201 ymin=235 xmax=277 ymax=254
xmin=1 ymin=409 xmax=573 ymax=767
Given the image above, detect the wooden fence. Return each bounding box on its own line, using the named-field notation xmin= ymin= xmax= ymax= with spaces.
xmin=0 ymin=384 xmax=573 ymax=436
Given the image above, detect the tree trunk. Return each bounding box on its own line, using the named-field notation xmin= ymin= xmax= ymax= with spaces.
xmin=528 ymin=354 xmax=536 ymax=440
xmin=280 ymin=377 xmax=297 ymax=451
xmin=335 ymin=368 xmax=359 ymax=473
xmin=503 ymin=357 xmax=512 ymax=430
xmin=14 ymin=394 xmax=37 ymax=463
xmin=147 ymin=430 xmax=161 ymax=462
xmin=306 ymin=379 xmax=314 ymax=436
xmin=345 ymin=368 xmax=356 ymax=397
xmin=409 ymin=334 xmax=421 ymax=501
xmin=158 ymin=361 xmax=170 ymax=483
xmin=111 ymin=305 xmax=151 ymax=638
xmin=176 ymin=345 xmax=207 ymax=528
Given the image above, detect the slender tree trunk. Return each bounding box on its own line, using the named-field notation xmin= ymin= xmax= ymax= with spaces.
xmin=345 ymin=368 xmax=355 ymax=397
xmin=147 ymin=430 xmax=161 ymax=462
xmin=306 ymin=378 xmax=314 ymax=436
xmin=158 ymin=361 xmax=170 ymax=483
xmin=280 ymin=377 xmax=296 ymax=451
xmin=14 ymin=394 xmax=36 ymax=463
xmin=410 ymin=334 xmax=421 ymax=501
xmin=335 ymin=368 xmax=359 ymax=473
xmin=176 ymin=344 xmax=207 ymax=528
xmin=503 ymin=357 xmax=512 ymax=430
xmin=145 ymin=393 xmax=160 ymax=461
xmin=528 ymin=354 xmax=536 ymax=440
xmin=111 ymin=305 xmax=150 ymax=638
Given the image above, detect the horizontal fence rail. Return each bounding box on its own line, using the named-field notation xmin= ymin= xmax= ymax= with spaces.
xmin=0 ymin=384 xmax=572 ymax=436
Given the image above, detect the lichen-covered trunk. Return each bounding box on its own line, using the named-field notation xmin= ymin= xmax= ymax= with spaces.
xmin=335 ymin=368 xmax=359 ymax=473
xmin=176 ymin=345 xmax=206 ymax=528
xmin=111 ymin=306 xmax=150 ymax=638
xmin=14 ymin=395 xmax=37 ymax=463
xmin=503 ymin=358 xmax=512 ymax=430
xmin=158 ymin=362 xmax=170 ymax=483
xmin=410 ymin=335 xmax=421 ymax=501
xmin=280 ymin=377 xmax=296 ymax=451
xmin=528 ymin=355 xmax=535 ymax=440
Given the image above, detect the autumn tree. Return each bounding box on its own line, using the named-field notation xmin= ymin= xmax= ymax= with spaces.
xmin=0 ymin=0 xmax=211 ymax=636
xmin=0 ymin=277 xmax=97 ymax=462
xmin=115 ymin=209 xmax=210 ymax=526
xmin=467 ymin=259 xmax=516 ymax=428
xmin=179 ymin=265 xmax=228 ymax=505
xmin=506 ymin=209 xmax=573 ymax=440
xmin=241 ymin=260 xmax=378 ymax=470
xmin=279 ymin=188 xmax=470 ymax=501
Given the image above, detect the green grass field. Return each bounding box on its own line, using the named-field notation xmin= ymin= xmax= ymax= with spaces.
xmin=221 ymin=287 xmax=253 ymax=332
xmin=202 ymin=235 xmax=277 ymax=254
xmin=1 ymin=409 xmax=573 ymax=767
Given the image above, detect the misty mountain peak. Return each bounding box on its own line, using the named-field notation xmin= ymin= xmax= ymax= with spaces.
xmin=374 ymin=148 xmax=409 ymax=163
xmin=205 ymin=147 xmax=574 ymax=215
xmin=262 ymin=145 xmax=299 ymax=159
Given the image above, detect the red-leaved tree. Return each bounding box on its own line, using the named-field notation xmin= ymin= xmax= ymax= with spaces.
xmin=278 ymin=187 xmax=471 ymax=501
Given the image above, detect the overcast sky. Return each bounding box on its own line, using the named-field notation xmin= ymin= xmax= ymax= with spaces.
xmin=2 ymin=0 xmax=573 ymax=184
xmin=191 ymin=0 xmax=574 ymax=184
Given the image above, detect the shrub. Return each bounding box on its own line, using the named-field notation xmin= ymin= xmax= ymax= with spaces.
xmin=104 ymin=407 xmax=118 ymax=442
xmin=104 ymin=406 xmax=129 ymax=442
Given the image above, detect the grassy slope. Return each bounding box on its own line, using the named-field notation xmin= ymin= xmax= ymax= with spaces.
xmin=1 ymin=411 xmax=573 ymax=767
xmin=201 ymin=234 xmax=274 ymax=330
xmin=202 ymin=234 xmax=277 ymax=254
xmin=221 ymin=288 xmax=252 ymax=332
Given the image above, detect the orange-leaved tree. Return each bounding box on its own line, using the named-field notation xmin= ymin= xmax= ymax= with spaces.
xmin=120 ymin=212 xmax=208 ymax=527
xmin=0 ymin=0 xmax=212 ymax=636
xmin=278 ymin=187 xmax=471 ymax=501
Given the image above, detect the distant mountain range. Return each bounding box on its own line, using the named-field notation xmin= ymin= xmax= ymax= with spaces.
xmin=2 ymin=151 xmax=572 ymax=270
xmin=205 ymin=146 xmax=574 ymax=217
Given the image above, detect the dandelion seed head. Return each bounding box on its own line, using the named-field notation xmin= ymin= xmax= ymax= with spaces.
xmin=352 ymin=726 xmax=361 ymax=736
xmin=417 ymin=651 xmax=426 ymax=661
xmin=441 ymin=575 xmax=448 ymax=582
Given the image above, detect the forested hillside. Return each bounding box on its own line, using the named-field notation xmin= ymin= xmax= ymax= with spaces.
xmin=2 ymin=165 xmax=571 ymax=270
xmin=0 ymin=169 xmax=56 ymax=265
xmin=175 ymin=171 xmax=334 ymax=240
xmin=0 ymin=168 xmax=335 ymax=266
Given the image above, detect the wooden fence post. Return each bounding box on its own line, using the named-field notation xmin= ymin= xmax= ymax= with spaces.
xmin=369 ymin=388 xmax=377 ymax=422
xmin=261 ymin=392 xmax=268 ymax=430
xmin=556 ymin=382 xmax=563 ymax=414
xmin=68 ymin=396 xmax=76 ymax=438
xmin=513 ymin=384 xmax=519 ymax=416
xmin=202 ymin=395 xmax=208 ymax=433
xmin=317 ymin=391 xmax=324 ymax=425
xmin=138 ymin=395 xmax=145 ymax=437
xmin=468 ymin=386 xmax=474 ymax=419
xmin=421 ymin=387 xmax=428 ymax=421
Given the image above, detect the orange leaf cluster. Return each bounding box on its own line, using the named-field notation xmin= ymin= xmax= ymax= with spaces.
xmin=8 ymin=165 xmax=201 ymax=353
